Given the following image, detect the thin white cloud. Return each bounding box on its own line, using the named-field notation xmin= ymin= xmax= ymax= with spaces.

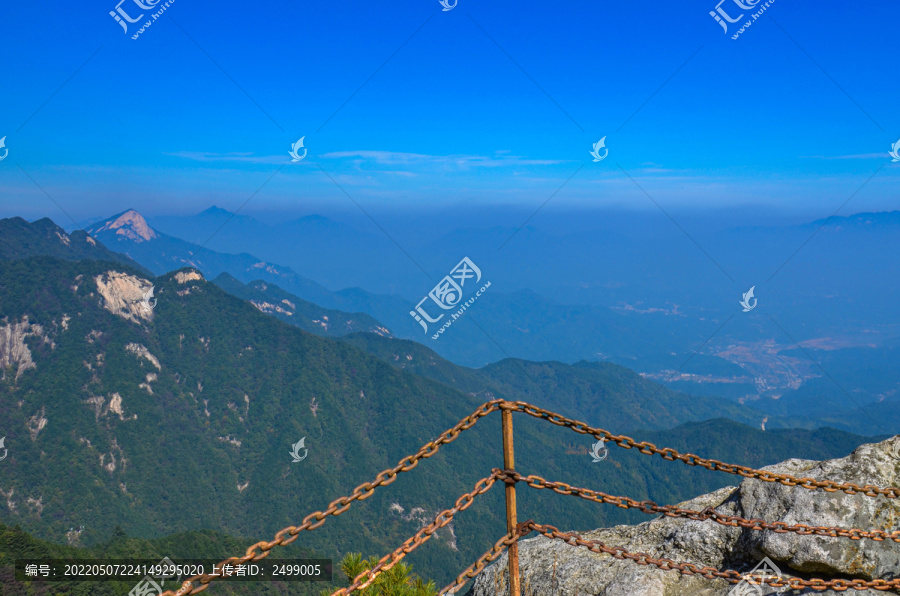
xmin=320 ymin=150 xmax=566 ymax=167
xmin=165 ymin=151 xmax=284 ymax=164
xmin=799 ymin=153 xmax=886 ymax=160
xmin=165 ymin=149 xmax=567 ymax=170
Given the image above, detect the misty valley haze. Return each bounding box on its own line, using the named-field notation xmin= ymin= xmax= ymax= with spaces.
xmin=72 ymin=207 xmax=900 ymax=430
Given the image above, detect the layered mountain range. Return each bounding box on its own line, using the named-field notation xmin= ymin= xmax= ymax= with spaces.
xmin=73 ymin=208 xmax=900 ymax=436
xmin=82 ymin=210 xmax=690 ymax=370
xmin=0 ymin=215 xmax=887 ymax=588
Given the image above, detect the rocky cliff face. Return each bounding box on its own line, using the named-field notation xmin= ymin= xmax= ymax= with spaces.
xmin=0 ymin=317 xmax=44 ymax=381
xmin=94 ymin=271 xmax=155 ymax=323
xmin=467 ymin=436 xmax=900 ymax=596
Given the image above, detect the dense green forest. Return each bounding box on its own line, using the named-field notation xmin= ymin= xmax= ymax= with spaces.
xmin=0 ymin=254 xmax=886 ymax=587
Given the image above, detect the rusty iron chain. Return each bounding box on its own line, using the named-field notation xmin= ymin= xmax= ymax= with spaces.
xmin=438 ymin=529 xmax=524 ymax=595
xmin=157 ymin=399 xmax=900 ymax=595
xmin=327 ymin=471 xmax=502 ymax=595
xmin=498 ymin=469 xmax=900 ymax=543
xmin=507 ymin=401 xmax=900 ymax=498
xmin=440 ymin=467 xmax=900 ymax=596
xmin=158 ymin=400 xmax=506 ymax=596
xmin=521 ymin=522 xmax=900 ymax=592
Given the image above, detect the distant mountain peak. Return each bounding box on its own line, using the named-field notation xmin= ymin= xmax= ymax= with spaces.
xmin=92 ymin=209 xmax=158 ymax=243
xmin=199 ymin=206 xmax=234 ymax=217
xmin=810 ymin=210 xmax=900 ymax=229
xmin=289 ymin=214 xmax=339 ymax=229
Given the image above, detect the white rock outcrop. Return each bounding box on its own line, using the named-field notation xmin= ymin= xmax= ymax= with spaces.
xmin=26 ymin=406 xmax=47 ymax=440
xmin=125 ymin=343 xmax=161 ymax=370
xmin=175 ymin=270 xmax=203 ymax=284
xmin=0 ymin=317 xmax=39 ymax=381
xmin=94 ymin=271 xmax=155 ymax=323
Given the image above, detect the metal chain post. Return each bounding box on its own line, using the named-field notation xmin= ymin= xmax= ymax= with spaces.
xmin=501 ymin=404 xmax=521 ymax=596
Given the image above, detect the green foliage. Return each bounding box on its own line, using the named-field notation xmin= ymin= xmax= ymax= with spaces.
xmin=318 ymin=553 xmax=437 ymax=596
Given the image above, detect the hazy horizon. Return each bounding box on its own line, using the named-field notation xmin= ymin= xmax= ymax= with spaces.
xmin=9 ymin=203 xmax=896 ymax=239
xmin=2 ymin=1 xmax=898 ymax=223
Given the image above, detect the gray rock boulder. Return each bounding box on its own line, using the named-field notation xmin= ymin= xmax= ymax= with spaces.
xmin=466 ymin=435 xmax=900 ymax=596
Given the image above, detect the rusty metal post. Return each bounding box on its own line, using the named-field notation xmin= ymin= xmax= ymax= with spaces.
xmin=501 ymin=404 xmax=521 ymax=596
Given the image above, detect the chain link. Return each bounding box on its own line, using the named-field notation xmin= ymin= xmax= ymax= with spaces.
xmin=328 ymin=471 xmax=501 ymax=595
xmin=508 ymin=401 xmax=900 ymax=498
xmin=499 ymin=469 xmax=900 ymax=543
xmin=438 ymin=529 xmax=524 ymax=595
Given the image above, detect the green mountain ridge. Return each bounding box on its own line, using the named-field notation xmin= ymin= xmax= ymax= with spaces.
xmin=340 ymin=333 xmax=770 ymax=433
xmin=212 ymin=273 xmax=392 ymax=339
xmin=0 ymin=257 xmax=496 ymax=561
xmin=0 ymin=253 xmax=889 ymax=587
xmin=340 ymin=333 xmax=900 ymax=435
xmin=0 ymin=217 xmax=150 ymax=275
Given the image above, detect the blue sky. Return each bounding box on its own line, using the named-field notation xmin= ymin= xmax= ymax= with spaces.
xmin=0 ymin=0 xmax=898 ymax=225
